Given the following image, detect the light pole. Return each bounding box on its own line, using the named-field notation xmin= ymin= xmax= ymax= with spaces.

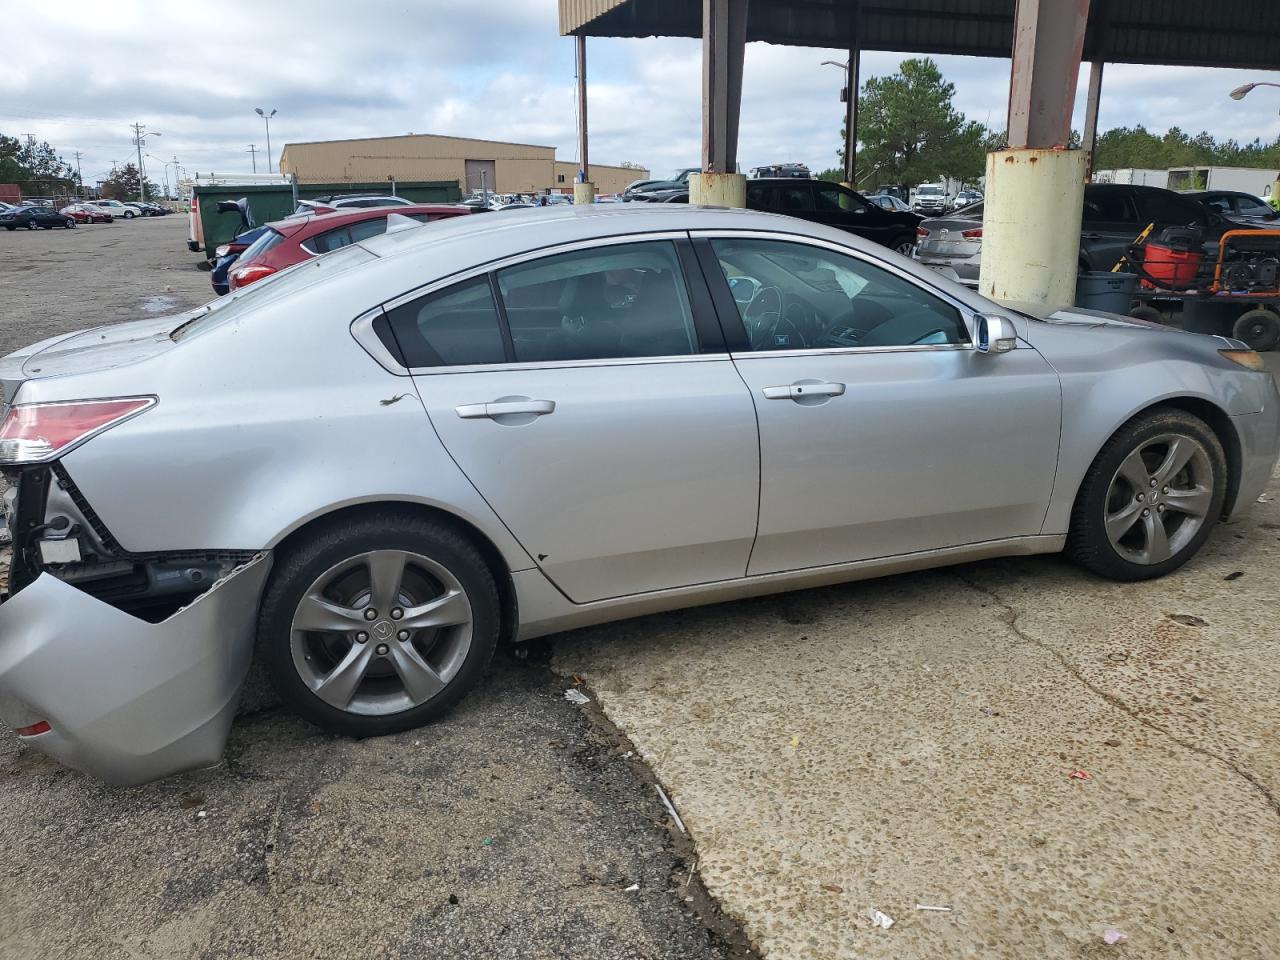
xmin=131 ymin=125 xmax=161 ymax=201
xmin=255 ymin=108 xmax=277 ymax=171
xmin=1229 ymin=82 xmax=1280 ymax=208
xmin=822 ymin=57 xmax=859 ymax=186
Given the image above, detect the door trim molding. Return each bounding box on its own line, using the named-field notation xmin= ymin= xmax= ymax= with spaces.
xmin=514 ymin=534 xmax=1066 ymax=640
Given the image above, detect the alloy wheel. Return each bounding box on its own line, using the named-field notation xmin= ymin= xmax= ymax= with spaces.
xmin=289 ymin=549 xmax=474 ymax=716
xmin=1103 ymin=433 xmax=1213 ymax=565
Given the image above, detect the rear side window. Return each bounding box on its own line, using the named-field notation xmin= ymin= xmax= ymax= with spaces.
xmin=384 ymin=277 xmax=507 ymax=367
xmin=496 ymin=241 xmax=698 ymax=362
xmin=746 ymin=183 xmax=773 ymax=207
xmin=775 ymin=185 xmax=813 ymax=212
xmin=309 ymin=226 xmax=353 ymax=253
xmin=238 ymin=227 xmax=286 ymax=261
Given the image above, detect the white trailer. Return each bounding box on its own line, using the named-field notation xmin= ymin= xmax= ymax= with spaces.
xmin=1167 ymin=165 xmax=1280 ymax=197
xmin=1092 ymin=168 xmax=1168 ymax=187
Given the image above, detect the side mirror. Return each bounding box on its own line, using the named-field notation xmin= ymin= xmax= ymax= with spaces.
xmin=975 ymin=314 xmax=1017 ymax=354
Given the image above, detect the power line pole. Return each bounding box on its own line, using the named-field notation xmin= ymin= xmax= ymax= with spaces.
xmin=131 ymin=121 xmax=148 ymax=202
xmin=247 ymin=144 xmax=258 ymax=173
xmin=72 ymin=150 xmax=84 ymax=196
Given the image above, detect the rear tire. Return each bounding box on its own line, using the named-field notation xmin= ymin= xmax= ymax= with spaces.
xmin=1067 ymin=408 xmax=1226 ymax=581
xmin=890 ymin=234 xmax=916 ymax=257
xmin=258 ymin=511 xmax=500 ymax=738
xmin=1128 ymin=305 xmax=1163 ymax=325
xmin=1232 ymin=308 xmax=1280 ymax=352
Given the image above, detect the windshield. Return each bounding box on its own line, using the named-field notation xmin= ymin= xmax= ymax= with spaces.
xmin=917 ymin=186 xmax=943 ymax=196
xmin=172 ymin=243 xmax=378 ymax=341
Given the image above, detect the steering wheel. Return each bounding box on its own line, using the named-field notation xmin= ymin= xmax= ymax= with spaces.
xmin=742 ymin=285 xmax=784 ymax=350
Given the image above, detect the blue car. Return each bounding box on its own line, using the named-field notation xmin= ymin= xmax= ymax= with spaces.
xmin=210 ymin=226 xmax=269 ymax=295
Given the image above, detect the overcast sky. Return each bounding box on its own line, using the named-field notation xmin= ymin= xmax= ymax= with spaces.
xmin=3 ymin=0 xmax=1279 ymax=189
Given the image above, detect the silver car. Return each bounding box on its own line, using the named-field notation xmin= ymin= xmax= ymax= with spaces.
xmin=1 ymin=205 xmax=1276 ymax=785
xmin=914 ymin=203 xmax=985 ymax=286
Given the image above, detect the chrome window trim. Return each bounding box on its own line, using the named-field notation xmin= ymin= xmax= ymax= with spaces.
xmin=379 ymin=230 xmax=692 ymax=314
xmin=410 ymin=354 xmax=727 ymax=377
xmin=358 ymin=231 xmax=707 ymax=375
xmin=690 ymin=227 xmax=985 ymax=352
xmin=729 ymin=343 xmax=971 ymax=361
xmin=350 ymin=308 xmax=410 ymax=376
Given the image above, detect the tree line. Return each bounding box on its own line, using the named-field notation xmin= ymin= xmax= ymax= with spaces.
xmin=817 ymin=58 xmax=1280 ymax=190
xmin=1 ymin=131 xmax=161 ymax=200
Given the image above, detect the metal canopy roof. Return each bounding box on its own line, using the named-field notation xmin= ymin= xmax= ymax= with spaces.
xmin=560 ymin=0 xmax=1280 ymax=70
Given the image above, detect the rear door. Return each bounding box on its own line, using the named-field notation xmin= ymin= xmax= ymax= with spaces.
xmin=1080 ymin=186 xmax=1143 ymax=271
xmin=395 ymin=235 xmax=760 ymax=603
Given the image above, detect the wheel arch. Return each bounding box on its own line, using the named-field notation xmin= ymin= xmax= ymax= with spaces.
xmin=267 ymin=500 xmax=519 ymax=645
xmin=1073 ymin=396 xmax=1242 ymax=520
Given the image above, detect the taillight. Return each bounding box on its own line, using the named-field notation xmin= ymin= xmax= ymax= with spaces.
xmin=230 ymin=264 xmax=277 ymax=289
xmin=15 ymin=721 xmax=51 ymax=737
xmin=0 ymin=397 xmax=155 ymax=465
xmin=917 ymin=226 xmax=929 ymax=239
xmin=961 ymin=227 xmax=983 ymax=240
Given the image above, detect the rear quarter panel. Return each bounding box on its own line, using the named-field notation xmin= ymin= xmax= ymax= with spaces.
xmin=41 ymin=266 xmax=536 ymax=572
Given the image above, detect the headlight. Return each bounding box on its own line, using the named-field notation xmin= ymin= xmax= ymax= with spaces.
xmin=1220 ymin=349 xmax=1266 ymax=371
xmin=214 ymin=244 xmax=230 ymax=257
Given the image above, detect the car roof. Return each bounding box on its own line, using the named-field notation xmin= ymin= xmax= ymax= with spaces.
xmin=358 ymin=202 xmax=854 ymax=268
xmin=268 ymin=203 xmax=471 ymax=237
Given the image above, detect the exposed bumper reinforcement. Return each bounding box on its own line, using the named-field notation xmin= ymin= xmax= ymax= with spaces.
xmin=0 ymin=553 xmax=271 ymax=786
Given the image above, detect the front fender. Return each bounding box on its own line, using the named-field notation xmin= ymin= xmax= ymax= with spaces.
xmin=1030 ymin=321 xmax=1263 ymax=534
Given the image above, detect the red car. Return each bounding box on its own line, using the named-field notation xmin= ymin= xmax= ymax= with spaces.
xmin=59 ymin=203 xmax=113 ymax=224
xmin=228 ymin=205 xmax=471 ymax=290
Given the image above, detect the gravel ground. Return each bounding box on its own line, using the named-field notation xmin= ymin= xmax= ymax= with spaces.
xmin=0 ymin=217 xmax=753 ymax=960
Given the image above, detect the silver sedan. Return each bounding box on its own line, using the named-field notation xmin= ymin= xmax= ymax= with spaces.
xmin=1 ymin=204 xmax=1277 ymax=785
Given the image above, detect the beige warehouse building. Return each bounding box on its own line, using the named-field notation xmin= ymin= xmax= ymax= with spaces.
xmin=278 ymin=134 xmax=647 ymax=196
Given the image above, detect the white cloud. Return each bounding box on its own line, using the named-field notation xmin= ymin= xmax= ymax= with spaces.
xmin=3 ymin=0 xmax=1278 ymax=191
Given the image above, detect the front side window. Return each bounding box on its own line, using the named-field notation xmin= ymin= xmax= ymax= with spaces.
xmin=710 ymin=238 xmax=969 ymax=352
xmin=384 ymin=276 xmax=506 ymax=367
xmin=1083 ymin=188 xmax=1138 ymax=225
xmin=497 ymin=241 xmax=698 ymax=362
xmin=814 ymin=183 xmax=868 ymax=214
xmin=1138 ymin=191 xmax=1208 ymax=228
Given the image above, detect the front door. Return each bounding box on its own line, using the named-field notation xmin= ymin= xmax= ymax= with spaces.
xmin=696 ymin=234 xmax=1061 ymax=576
xmin=393 ymin=238 xmax=760 ymax=603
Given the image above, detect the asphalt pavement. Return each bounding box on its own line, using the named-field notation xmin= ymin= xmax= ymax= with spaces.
xmin=0 ymin=217 xmax=752 ymax=960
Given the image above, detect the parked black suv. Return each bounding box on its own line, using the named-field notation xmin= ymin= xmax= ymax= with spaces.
xmin=745 ymin=178 xmax=922 ymax=255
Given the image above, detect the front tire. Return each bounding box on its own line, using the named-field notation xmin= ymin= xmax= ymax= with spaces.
xmin=1067 ymin=408 xmax=1226 ymax=581
xmin=258 ymin=512 xmax=500 ymax=737
xmin=124 ymin=210 xmax=135 ymax=219
xmin=64 ymin=218 xmax=75 ymax=229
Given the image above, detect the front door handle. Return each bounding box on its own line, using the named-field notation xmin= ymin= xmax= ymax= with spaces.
xmin=762 ymin=381 xmax=846 ymax=401
xmin=456 ymin=398 xmax=556 ymax=420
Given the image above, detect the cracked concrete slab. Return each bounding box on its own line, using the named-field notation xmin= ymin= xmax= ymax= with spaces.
xmin=555 ymin=473 xmax=1280 ymax=959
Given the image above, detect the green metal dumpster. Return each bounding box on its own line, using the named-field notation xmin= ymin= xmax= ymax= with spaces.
xmin=189 ymin=179 xmax=461 ymax=258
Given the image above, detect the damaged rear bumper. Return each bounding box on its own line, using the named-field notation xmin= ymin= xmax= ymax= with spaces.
xmin=0 ymin=553 xmax=271 ymax=786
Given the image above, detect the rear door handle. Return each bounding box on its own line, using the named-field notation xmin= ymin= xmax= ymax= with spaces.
xmin=762 ymin=382 xmax=846 ymax=401
xmin=456 ymin=399 xmax=556 ymax=419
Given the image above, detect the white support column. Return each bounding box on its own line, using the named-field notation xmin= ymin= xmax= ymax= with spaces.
xmin=574 ymin=34 xmax=594 ymax=205
xmin=981 ymin=0 xmax=1092 ymax=311
xmin=690 ymin=0 xmax=747 ymax=207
